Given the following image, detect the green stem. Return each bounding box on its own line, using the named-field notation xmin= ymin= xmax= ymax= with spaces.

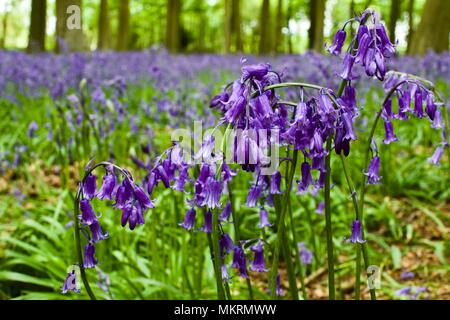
xmin=73 ymin=194 xmax=97 ymax=300
xmin=270 ymin=149 xmax=298 ymax=299
xmin=287 ymin=197 xmax=308 ymax=299
xmin=208 ymin=212 xmax=226 ymax=300
xmin=324 ymin=137 xmax=335 ymax=300
xmin=228 ymin=185 xmax=254 ymax=299
xmin=339 ymin=155 xmax=361 ymax=299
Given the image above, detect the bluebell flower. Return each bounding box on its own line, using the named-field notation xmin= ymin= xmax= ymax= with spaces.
xmin=364 ymin=156 xmax=382 ymax=184
xmin=346 ymin=219 xmax=366 ymax=243
xmin=79 ymin=199 xmax=97 ymax=225
xmin=83 ymin=242 xmax=97 ymax=268
xmin=249 ymin=240 xmax=267 ymax=272
xmin=179 ymin=208 xmax=196 ymax=231
xmin=62 ymin=270 xmax=80 ymax=294
xmin=258 ymin=208 xmax=272 ymax=228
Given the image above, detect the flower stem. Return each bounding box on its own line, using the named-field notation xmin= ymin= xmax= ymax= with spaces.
xmin=228 ymin=185 xmax=254 ymax=299
xmin=73 ymin=192 xmax=96 ymax=300
xmin=209 ymin=212 xmax=226 ymax=300
xmin=270 ymin=149 xmax=298 ymax=299
xmin=324 ymin=137 xmax=335 ymax=300
xmin=287 ymin=197 xmax=308 ymax=299
xmin=339 ymin=155 xmax=361 ymax=299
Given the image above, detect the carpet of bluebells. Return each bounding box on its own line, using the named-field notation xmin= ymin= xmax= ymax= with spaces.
xmin=1 ymin=12 xmax=450 ymax=300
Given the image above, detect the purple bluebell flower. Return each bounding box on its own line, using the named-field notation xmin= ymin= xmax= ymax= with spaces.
xmin=179 ymin=208 xmax=196 ymax=230
xmin=221 ymin=264 xmax=230 ymax=283
xmin=413 ymin=89 xmax=424 ymax=118
xmin=297 ymin=162 xmax=313 ymax=194
xmin=97 ymin=173 xmax=117 ymax=200
xmin=383 ymin=120 xmax=398 ymax=144
xmin=395 ymin=286 xmax=412 ymax=297
xmin=339 ymin=53 xmax=356 ymax=80
xmin=346 ymin=219 xmax=366 ymax=243
xmin=258 ymin=208 xmax=272 ymax=228
xmin=431 ymin=110 xmax=443 ymax=129
xmin=401 ymin=270 xmax=415 ymax=280
xmin=219 ymin=202 xmax=232 ymax=222
xmin=115 ymin=180 xmax=133 ymax=209
xmin=246 ymin=184 xmax=262 ymax=207
xmin=201 ymin=211 xmax=213 ymax=233
xmin=298 ymin=242 xmax=313 ymax=265
xmin=231 ymin=246 xmax=248 ymax=278
xmin=428 ymin=146 xmax=444 ymax=166
xmin=342 ymin=112 xmax=357 ymax=141
xmin=89 ymin=220 xmax=109 ymax=242
xmin=202 ymin=177 xmax=222 ymax=209
xmin=79 ymin=199 xmax=97 ymax=225
xmin=133 ymin=185 xmax=155 ymax=209
xmin=219 ymin=232 xmax=234 ymax=256
xmin=83 ymin=174 xmax=97 ymax=200
xmin=62 ymin=270 xmax=80 ymax=294
xmin=221 ymin=163 xmax=236 ymax=182
xmin=382 ymin=99 xmax=395 ymax=120
xmin=425 ymin=94 xmax=437 ymax=120
xmin=241 ymin=63 xmax=271 ymax=81
xmin=327 ymin=29 xmax=346 ymax=55
xmin=83 ymin=242 xmax=97 ymax=268
xmin=270 ymin=171 xmax=282 ymax=194
xmin=276 ymin=274 xmax=283 ymax=297
xmin=364 ymin=156 xmax=382 ymax=184
xmin=316 ymin=201 xmax=325 ymax=215
xmin=27 ymin=121 xmax=38 ymax=138
xmin=249 ymin=240 xmax=267 ymax=272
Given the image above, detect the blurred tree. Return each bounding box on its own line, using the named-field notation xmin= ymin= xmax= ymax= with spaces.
xmin=27 ymin=0 xmax=46 ymax=53
xmin=166 ymin=0 xmax=181 ymax=52
xmin=406 ymin=0 xmax=414 ymax=54
xmin=117 ymin=0 xmax=129 ymax=51
xmin=259 ymin=0 xmax=271 ymax=54
xmin=0 ymin=1 xmax=10 ymax=48
xmin=231 ymin=0 xmax=243 ymax=52
xmin=97 ymin=0 xmax=111 ymax=50
xmin=388 ymin=0 xmax=402 ymax=42
xmin=308 ymin=0 xmax=326 ymax=52
xmin=274 ymin=0 xmax=283 ymax=53
xmin=224 ymin=0 xmax=231 ymax=53
xmin=410 ymin=0 xmax=450 ymax=55
xmin=56 ymin=0 xmax=86 ymax=52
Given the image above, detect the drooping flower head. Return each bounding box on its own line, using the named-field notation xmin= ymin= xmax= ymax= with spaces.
xmin=179 ymin=208 xmax=196 ymax=231
xmin=83 ymin=242 xmax=97 ymax=269
xmin=364 ymin=156 xmax=382 ymax=185
xmin=346 ymin=219 xmax=366 ymax=244
xmin=249 ymin=240 xmax=267 ymax=272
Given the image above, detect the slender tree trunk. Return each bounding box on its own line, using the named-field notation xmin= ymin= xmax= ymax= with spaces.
xmin=97 ymin=0 xmax=111 ymax=50
xmin=224 ymin=0 xmax=231 ymax=53
xmin=28 ymin=0 xmax=47 ymax=53
xmin=0 ymin=5 xmax=9 ymax=49
xmin=388 ymin=0 xmax=402 ymax=42
xmin=165 ymin=0 xmax=181 ymax=52
xmin=56 ymin=0 xmax=85 ymax=52
xmin=308 ymin=0 xmax=326 ymax=52
xmin=406 ymin=0 xmax=415 ymax=54
xmin=275 ymin=0 xmax=283 ymax=53
xmin=231 ymin=0 xmax=242 ymax=52
xmin=286 ymin=0 xmax=293 ymax=54
xmin=116 ymin=0 xmax=129 ymax=51
xmin=259 ymin=0 xmax=271 ymax=55
xmin=410 ymin=0 xmax=450 ymax=55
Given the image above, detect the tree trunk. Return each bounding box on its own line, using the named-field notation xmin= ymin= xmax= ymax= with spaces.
xmin=406 ymin=0 xmax=415 ymax=54
xmin=55 ymin=0 xmax=85 ymax=52
xmin=308 ymin=0 xmax=326 ymax=52
xmin=259 ymin=0 xmax=271 ymax=55
xmin=0 ymin=4 xmax=9 ymax=49
xmin=27 ymin=0 xmax=46 ymax=53
xmin=165 ymin=0 xmax=181 ymax=53
xmin=224 ymin=0 xmax=231 ymax=53
xmin=275 ymin=0 xmax=283 ymax=53
xmin=410 ymin=0 xmax=450 ymax=55
xmin=388 ymin=0 xmax=402 ymax=42
xmin=97 ymin=0 xmax=111 ymax=50
xmin=286 ymin=0 xmax=293 ymax=54
xmin=116 ymin=0 xmax=129 ymax=51
xmin=231 ymin=0 xmax=242 ymax=52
